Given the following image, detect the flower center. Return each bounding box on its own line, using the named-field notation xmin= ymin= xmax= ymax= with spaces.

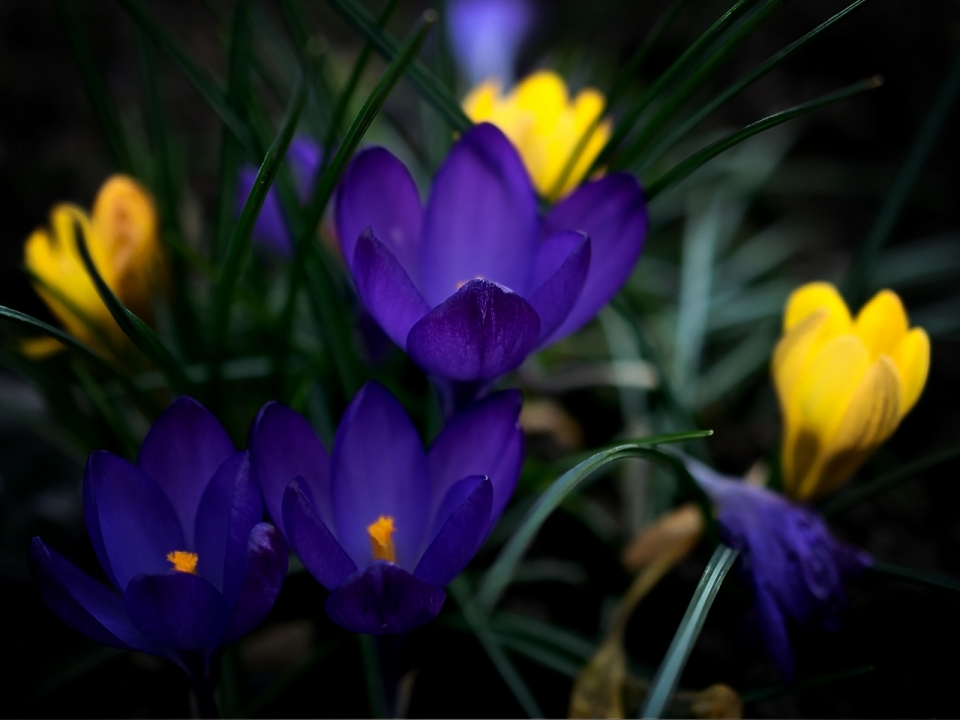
xmin=166 ymin=550 xmax=199 ymax=574
xmin=367 ymin=516 xmax=397 ymax=563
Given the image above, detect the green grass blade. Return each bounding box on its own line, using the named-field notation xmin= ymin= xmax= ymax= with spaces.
xmin=843 ymin=43 xmax=960 ymax=306
xmin=633 ymin=0 xmax=874 ymax=174
xmin=868 ymin=559 xmax=960 ymax=596
xmin=54 ymin=0 xmax=135 ymax=174
xmin=71 ymin=359 xmax=139 ymax=458
xmin=321 ymin=0 xmax=470 ymax=131
xmin=358 ymin=635 xmax=388 ymax=718
xmin=742 ymin=665 xmax=874 ymax=703
xmin=209 ymin=69 xmax=306 ymax=375
xmin=640 ymin=544 xmax=739 ymax=718
xmin=115 ymin=0 xmax=258 ymax=153
xmin=822 ymin=444 xmax=960 ymax=518
xmin=449 ymin=578 xmax=544 ymax=718
xmin=74 ymin=222 xmax=192 ymax=393
xmin=474 ymin=432 xmax=713 ymax=614
xmin=643 ymin=76 xmax=884 ymax=199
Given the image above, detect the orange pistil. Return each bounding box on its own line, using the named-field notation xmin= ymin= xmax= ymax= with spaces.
xmin=367 ymin=516 xmax=397 ymax=563
xmin=166 ymin=550 xmax=199 ymax=574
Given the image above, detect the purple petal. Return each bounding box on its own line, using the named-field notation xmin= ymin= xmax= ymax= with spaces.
xmin=193 ymin=451 xmax=262 ymax=602
xmin=528 ymin=232 xmax=591 ymax=344
xmin=447 ymin=0 xmax=534 ymax=85
xmin=427 ymin=389 xmax=524 ymax=528
xmin=420 ymin=123 xmax=539 ymax=306
xmin=331 ymin=382 xmax=431 ymax=569
xmin=335 ymin=147 xmax=423 ymax=280
xmin=28 ymin=537 xmax=158 ymax=654
xmin=282 ymin=480 xmax=358 ymax=590
xmin=237 ymin=166 xmax=294 ymax=255
xmin=754 ymin=584 xmax=795 ymax=682
xmin=124 ymin=572 xmax=229 ymax=653
xmin=541 ymin=174 xmax=648 ymax=343
xmin=221 ymin=523 xmax=288 ymax=645
xmin=353 ymin=230 xmax=430 ymax=349
xmin=414 ymin=477 xmax=492 ymax=587
xmin=324 ymin=561 xmax=446 ymax=635
xmin=137 ymin=397 xmax=236 ymax=545
xmin=288 ymin=136 xmax=323 ymax=201
xmin=250 ymin=401 xmax=333 ymax=532
xmin=84 ymin=451 xmax=184 ymax=591
xmin=407 ymin=279 xmax=540 ymax=382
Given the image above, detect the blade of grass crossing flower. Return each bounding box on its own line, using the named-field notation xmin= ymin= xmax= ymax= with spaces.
xmin=868 ymin=560 xmax=960 ymax=596
xmin=115 ymin=0 xmax=258 ymax=153
xmin=475 ymin=434 xmax=713 ymax=614
xmin=643 ymin=76 xmax=884 ymax=199
xmin=74 ymin=222 xmax=192 ymax=394
xmin=640 ymin=544 xmax=739 ymax=719
xmin=321 ymin=0 xmax=470 ymax=131
xmin=275 ymin=13 xmax=435 ymax=388
xmin=843 ymin=43 xmax=960 ymax=307
xmin=449 ymin=578 xmax=544 ymax=718
xmin=597 ymin=0 xmax=764 ymax=169
xmin=53 ymin=0 xmax=135 ymax=175
xmin=822 ymin=444 xmax=960 ymax=518
xmin=633 ymin=0 xmax=874 ymax=174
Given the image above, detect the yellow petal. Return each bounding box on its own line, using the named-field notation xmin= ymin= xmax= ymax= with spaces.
xmin=511 ymin=70 xmax=568 ymax=134
xmin=890 ymin=327 xmax=929 ymax=415
xmin=462 ymin=79 xmax=501 ymax=122
xmin=854 ymin=289 xmax=908 ymax=359
xmin=18 ymin=336 xmax=65 ymax=359
xmin=772 ymin=310 xmax=828 ymax=409
xmin=783 ymin=281 xmax=851 ymax=336
xmin=797 ymin=335 xmax=871 ymax=436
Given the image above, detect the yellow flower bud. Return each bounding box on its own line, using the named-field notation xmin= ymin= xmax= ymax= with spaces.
xmin=23 ymin=175 xmax=163 ymax=357
xmin=463 ymin=70 xmax=611 ymax=201
xmin=773 ymin=282 xmax=929 ymax=501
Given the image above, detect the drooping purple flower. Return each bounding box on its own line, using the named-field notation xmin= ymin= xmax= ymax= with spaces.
xmin=250 ymin=381 xmax=524 ymax=635
xmin=335 ymin=123 xmax=647 ymax=391
xmin=684 ymin=458 xmax=871 ymax=681
xmin=447 ymin=0 xmax=535 ymax=86
xmin=28 ymin=398 xmax=287 ymax=690
xmin=236 ymin=135 xmax=322 ymax=255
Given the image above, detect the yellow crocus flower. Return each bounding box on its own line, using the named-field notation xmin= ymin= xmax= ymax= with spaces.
xmin=463 ymin=70 xmax=611 ymax=201
xmin=772 ymin=282 xmax=930 ymax=501
xmin=23 ymin=175 xmax=162 ymax=357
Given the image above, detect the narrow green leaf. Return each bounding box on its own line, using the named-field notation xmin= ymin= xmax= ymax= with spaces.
xmin=493 ymin=633 xmax=582 ymax=678
xmin=643 ymin=76 xmax=884 ymax=199
xmin=843 ymin=43 xmax=960 ymax=306
xmin=474 ymin=432 xmax=713 ymax=614
xmin=358 ymin=635 xmax=388 ymax=719
xmin=321 ymin=0 xmax=471 ymax=131
xmin=640 ymin=544 xmax=739 ymax=718
xmin=71 ymin=359 xmax=139 ymax=458
xmin=449 ymin=578 xmax=544 ymax=718
xmin=54 ymin=0 xmax=134 ymax=174
xmin=868 ymin=559 xmax=960 ymax=596
xmin=633 ymin=0 xmax=874 ymax=174
xmin=741 ymin=665 xmax=874 ymax=704
xmin=73 ymin=222 xmax=192 ymax=393
xmin=822 ymin=444 xmax=960 ymax=517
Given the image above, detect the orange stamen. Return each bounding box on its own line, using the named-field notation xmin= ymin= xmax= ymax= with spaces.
xmin=367 ymin=516 xmax=397 ymax=563
xmin=166 ymin=550 xmax=199 ymax=574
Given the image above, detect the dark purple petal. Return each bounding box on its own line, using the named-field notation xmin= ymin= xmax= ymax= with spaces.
xmin=528 ymin=232 xmax=591 ymax=344
xmin=754 ymin=584 xmax=795 ymax=682
xmin=331 ymin=382 xmax=431 ymax=569
xmin=335 ymin=147 xmax=423 ymax=280
xmin=288 ymin=136 xmax=322 ymax=201
xmin=84 ymin=451 xmax=184 ymax=591
xmin=427 ymin=389 xmax=523 ymax=527
xmin=137 ymin=397 xmax=235 ymax=545
xmin=282 ymin=480 xmax=357 ymax=590
xmin=237 ymin=166 xmax=294 ymax=255
xmin=414 ymin=477 xmax=492 ymax=587
xmin=220 ymin=523 xmax=288 ymax=645
xmin=28 ymin=537 xmax=158 ymax=654
xmin=447 ymin=0 xmax=534 ymax=85
xmin=542 ymin=174 xmax=648 ymax=343
xmin=420 ymin=123 xmax=539 ymax=306
xmin=124 ymin=572 xmax=229 ymax=653
xmin=353 ymin=230 xmax=430 ymax=348
xmin=407 ymin=279 xmax=540 ymax=382
xmin=324 ymin=561 xmax=446 ymax=635
xmin=250 ymin=401 xmax=333 ymax=533
xmin=193 ymin=451 xmax=262 ymax=602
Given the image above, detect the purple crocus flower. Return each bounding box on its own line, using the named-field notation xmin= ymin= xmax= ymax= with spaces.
xmin=684 ymin=458 xmax=870 ymax=681
xmin=335 ymin=123 xmax=647 ymax=394
xmin=236 ymin=135 xmax=322 ymax=255
xmin=447 ymin=0 xmax=535 ymax=86
xmin=28 ymin=398 xmax=287 ymax=697
xmin=250 ymin=381 xmax=523 ymax=635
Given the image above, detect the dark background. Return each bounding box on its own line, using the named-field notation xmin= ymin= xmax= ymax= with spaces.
xmin=2 ymin=0 xmax=960 ymax=717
